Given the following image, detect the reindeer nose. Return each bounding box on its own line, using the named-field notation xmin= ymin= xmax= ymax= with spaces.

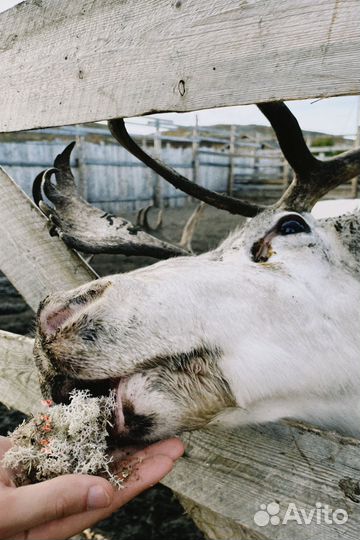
xmin=40 ymin=306 xmax=74 ymax=335
xmin=38 ymin=280 xmax=112 ymax=336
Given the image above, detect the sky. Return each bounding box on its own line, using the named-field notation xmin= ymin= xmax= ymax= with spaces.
xmin=1 ymin=0 xmax=359 ymax=137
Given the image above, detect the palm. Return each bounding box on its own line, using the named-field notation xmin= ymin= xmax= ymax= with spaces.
xmin=0 ymin=435 xmax=183 ymax=540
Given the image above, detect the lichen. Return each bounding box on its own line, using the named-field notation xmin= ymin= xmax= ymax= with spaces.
xmin=3 ymin=390 xmax=125 ymax=488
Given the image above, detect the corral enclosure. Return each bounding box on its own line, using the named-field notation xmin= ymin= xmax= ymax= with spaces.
xmin=1 ymin=1 xmax=360 ymax=540
xmin=0 ymin=121 xmax=357 ymax=214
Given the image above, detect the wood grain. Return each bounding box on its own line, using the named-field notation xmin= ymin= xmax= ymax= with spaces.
xmin=0 ymin=0 xmax=360 ymax=132
xmin=0 ymin=167 xmax=96 ymax=312
xmin=0 ymin=330 xmax=41 ymax=415
xmin=164 ymin=423 xmax=360 ymax=539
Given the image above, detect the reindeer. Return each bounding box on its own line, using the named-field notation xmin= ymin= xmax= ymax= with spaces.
xmin=32 ymin=102 xmax=360 ymax=444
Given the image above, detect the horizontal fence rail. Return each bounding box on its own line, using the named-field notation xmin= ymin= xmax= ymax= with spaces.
xmin=1 ymin=1 xmax=360 ymax=131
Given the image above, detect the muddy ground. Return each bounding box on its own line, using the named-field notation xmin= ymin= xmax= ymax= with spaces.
xmin=0 ymin=204 xmax=244 ymax=540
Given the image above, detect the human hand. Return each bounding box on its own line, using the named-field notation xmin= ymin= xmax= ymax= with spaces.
xmin=0 ymin=435 xmax=184 ymax=540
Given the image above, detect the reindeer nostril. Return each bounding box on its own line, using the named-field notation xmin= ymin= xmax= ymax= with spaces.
xmin=37 ymin=280 xmax=111 ymax=336
xmin=41 ymin=307 xmax=73 ymax=335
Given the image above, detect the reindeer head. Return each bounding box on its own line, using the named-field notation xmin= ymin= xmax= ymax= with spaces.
xmin=33 ymin=103 xmax=360 ymax=442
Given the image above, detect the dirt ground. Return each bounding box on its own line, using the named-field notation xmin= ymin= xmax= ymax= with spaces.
xmin=0 ymin=203 xmax=244 ymax=540
xmin=90 ymin=203 xmax=244 ymax=276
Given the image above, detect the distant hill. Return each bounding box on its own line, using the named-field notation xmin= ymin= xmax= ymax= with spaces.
xmin=162 ymin=123 xmax=351 ymax=147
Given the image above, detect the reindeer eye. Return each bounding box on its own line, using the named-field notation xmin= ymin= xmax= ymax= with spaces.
xmin=277 ymin=214 xmax=310 ymax=236
xmin=280 ymin=220 xmax=306 ymax=235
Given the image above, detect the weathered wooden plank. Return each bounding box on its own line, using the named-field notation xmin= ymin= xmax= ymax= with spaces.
xmin=0 ymin=167 xmax=96 ymax=312
xmin=0 ymin=330 xmax=41 ymax=415
xmin=177 ymin=494 xmax=265 ymax=540
xmin=164 ymin=423 xmax=360 ymax=539
xmin=1 ymin=0 xmax=360 ymax=132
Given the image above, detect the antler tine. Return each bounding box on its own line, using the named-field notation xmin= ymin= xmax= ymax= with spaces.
xmin=142 ymin=205 xmax=163 ymax=231
xmin=319 ymin=146 xmax=360 ymax=194
xmin=32 ymin=144 xmax=188 ymax=259
xmin=108 ymin=118 xmax=266 ymax=218
xmin=136 ymin=207 xmax=145 ymax=227
xmin=258 ymin=102 xmax=360 ymax=212
xmin=278 ymin=150 xmax=360 ymax=214
xmin=32 ymin=168 xmax=59 ymax=207
xmin=136 ymin=205 xmax=163 ymax=230
xmin=179 ymin=202 xmax=206 ymax=252
xmin=32 ymin=169 xmax=47 ymax=207
xmin=257 ymin=102 xmax=319 ymax=177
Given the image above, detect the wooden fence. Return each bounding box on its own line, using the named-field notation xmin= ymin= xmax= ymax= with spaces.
xmin=1 ymin=1 xmax=360 ymax=539
xmin=0 ymin=123 xmax=356 ymax=213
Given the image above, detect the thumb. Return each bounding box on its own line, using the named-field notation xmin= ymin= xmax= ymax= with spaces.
xmin=0 ymin=474 xmax=114 ymax=538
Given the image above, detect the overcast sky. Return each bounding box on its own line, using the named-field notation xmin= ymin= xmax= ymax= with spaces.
xmin=1 ymin=0 xmax=359 ymax=136
xmin=1 ymin=0 xmax=19 ymax=10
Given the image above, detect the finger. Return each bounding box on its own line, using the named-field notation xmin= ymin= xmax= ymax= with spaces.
xmin=26 ymin=454 xmax=174 ymax=540
xmin=0 ymin=474 xmax=114 ymax=539
xmin=111 ymin=437 xmax=185 ymax=463
xmin=0 ymin=436 xmax=12 ymax=459
xmin=0 ymin=437 xmax=14 ymax=487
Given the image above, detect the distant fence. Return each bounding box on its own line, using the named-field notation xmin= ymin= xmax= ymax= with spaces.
xmin=0 ymin=121 xmax=357 ymax=214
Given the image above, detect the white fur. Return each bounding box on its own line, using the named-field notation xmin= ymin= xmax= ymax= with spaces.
xmin=111 ymin=211 xmax=360 ymax=436
xmin=37 ymin=209 xmax=360 ymax=439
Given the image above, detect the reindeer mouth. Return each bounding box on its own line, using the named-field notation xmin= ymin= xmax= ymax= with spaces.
xmin=44 ymin=372 xmax=155 ymax=445
xmin=47 ymin=374 xmax=131 ymax=444
xmin=34 ymin=323 xmax=157 ymax=444
xmin=49 ymin=374 xmax=118 ymax=405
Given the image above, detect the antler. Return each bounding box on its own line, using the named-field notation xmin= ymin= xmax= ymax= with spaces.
xmin=35 ymin=101 xmax=360 ymax=261
xmin=33 ymin=144 xmax=187 ymax=259
xmin=179 ymin=202 xmax=206 ymax=252
xmin=136 ymin=204 xmax=163 ymax=231
xmin=108 ymin=119 xmax=265 ymax=218
xmin=258 ymin=102 xmax=360 ymax=212
xmin=109 ymin=103 xmax=360 ymax=216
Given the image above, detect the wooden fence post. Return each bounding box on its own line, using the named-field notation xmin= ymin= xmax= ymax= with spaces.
xmin=0 ymin=167 xmax=96 ymax=311
xmin=141 ymin=136 xmax=152 ymax=210
xmin=253 ymin=132 xmax=260 ymax=181
xmin=227 ymin=125 xmax=236 ymax=196
xmin=351 ymin=108 xmax=360 ymax=198
xmin=192 ymin=116 xmax=200 ymax=186
xmin=76 ymin=133 xmax=87 ymax=199
xmin=153 ymin=119 xmax=163 ymax=208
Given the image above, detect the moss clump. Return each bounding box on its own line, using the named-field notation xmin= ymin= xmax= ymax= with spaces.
xmin=3 ymin=390 xmax=125 ymax=488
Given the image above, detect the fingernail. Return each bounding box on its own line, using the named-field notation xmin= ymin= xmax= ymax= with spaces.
xmin=87 ymin=485 xmax=112 ymax=510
